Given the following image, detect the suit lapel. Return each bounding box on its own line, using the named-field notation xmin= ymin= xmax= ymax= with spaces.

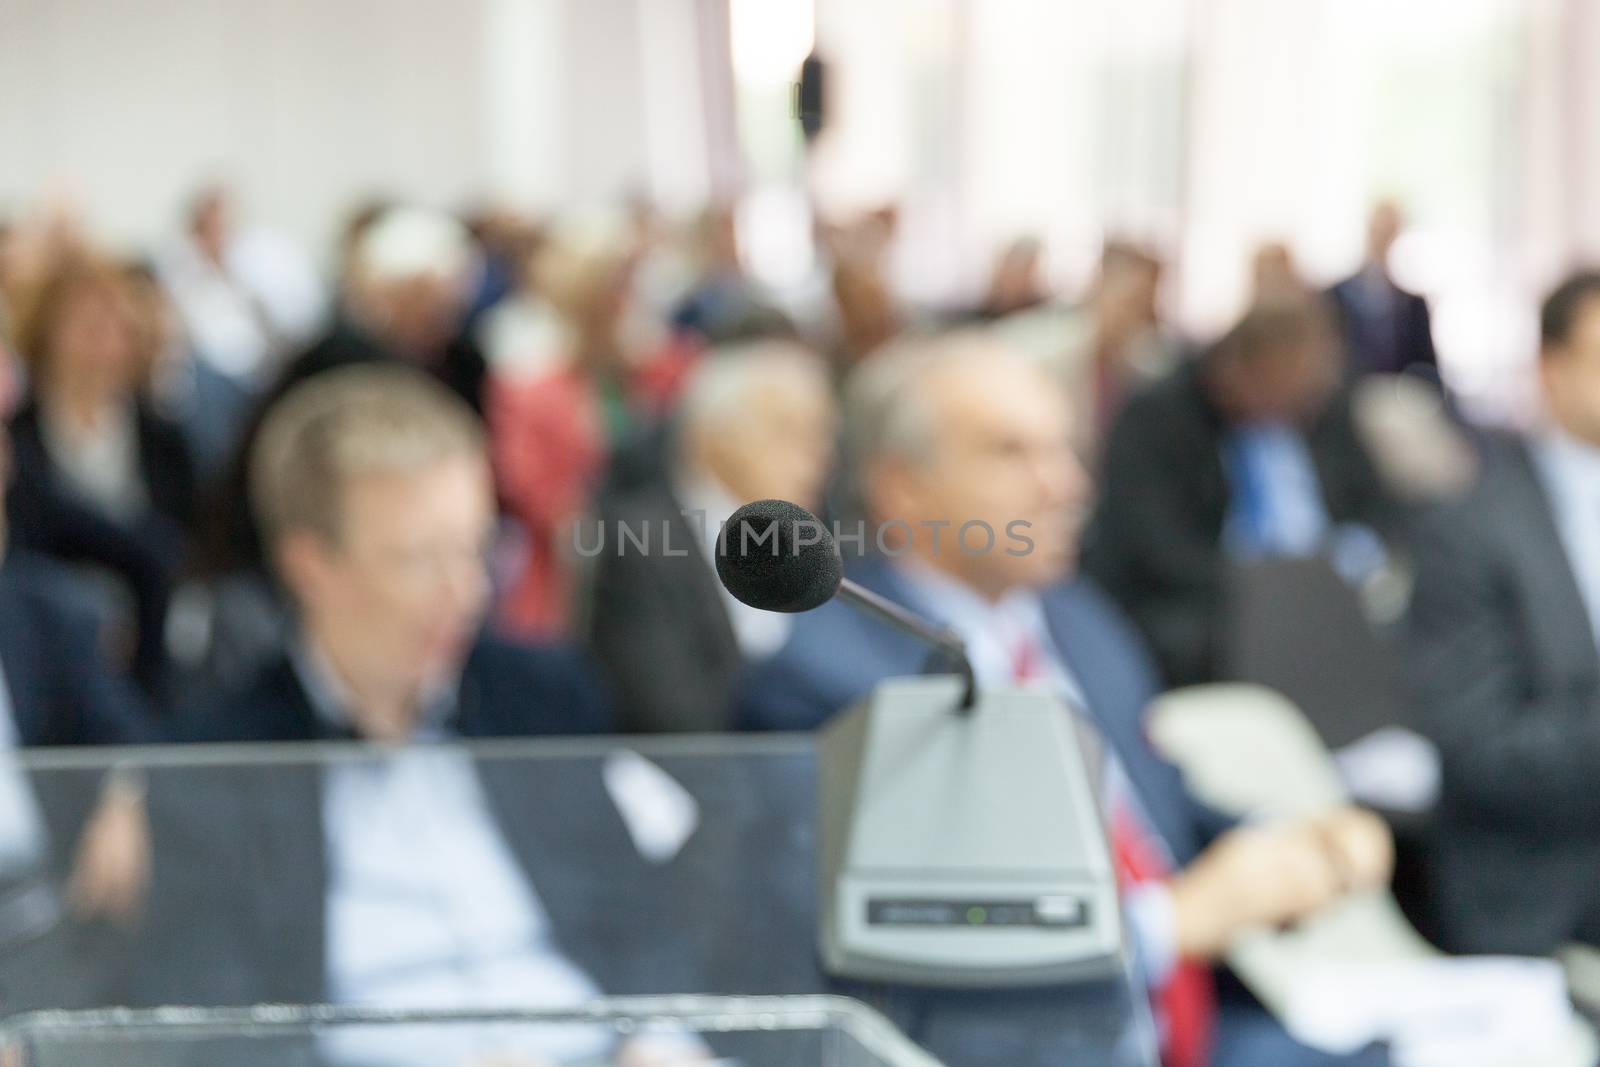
xmin=664 ymin=501 xmax=740 ymax=663
xmin=848 ymin=560 xmax=958 ymax=677
xmin=1501 ymin=440 xmax=1600 ymax=664
xmin=1045 ymin=587 xmax=1203 ymax=865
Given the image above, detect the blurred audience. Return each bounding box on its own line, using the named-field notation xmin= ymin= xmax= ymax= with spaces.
xmin=1083 ymin=295 xmax=1394 ymax=686
xmin=8 ymin=162 xmax=1600 ymax=1066
xmin=1405 ymin=270 xmax=1600 ymax=957
xmin=6 ymin=255 xmax=197 ymax=692
xmin=1326 ymin=201 xmax=1438 ymax=381
xmin=157 ymin=184 xmax=322 ymax=390
xmin=587 ymin=340 xmax=835 ymax=733
xmin=994 ymin=240 xmax=1180 ymax=462
xmin=488 ymin=214 xmax=698 ymax=639
xmin=738 ymin=334 xmax=1393 ymax=1067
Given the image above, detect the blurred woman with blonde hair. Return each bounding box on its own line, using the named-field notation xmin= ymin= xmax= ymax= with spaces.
xmin=7 ymin=254 xmax=196 ymax=691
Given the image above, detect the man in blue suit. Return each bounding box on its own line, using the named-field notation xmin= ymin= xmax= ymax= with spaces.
xmin=1325 ymin=201 xmax=1437 ymax=381
xmin=739 ymin=333 xmax=1393 ymax=1067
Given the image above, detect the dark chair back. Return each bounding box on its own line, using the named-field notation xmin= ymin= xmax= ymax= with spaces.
xmin=1222 ymin=556 xmax=1405 ymax=750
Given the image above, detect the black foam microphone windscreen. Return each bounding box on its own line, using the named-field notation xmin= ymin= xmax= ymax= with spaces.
xmin=715 ymin=499 xmax=843 ymax=613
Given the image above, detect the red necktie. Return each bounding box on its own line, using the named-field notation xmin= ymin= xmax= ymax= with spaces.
xmin=1011 ymin=629 xmax=1046 ymax=682
xmin=1112 ymin=803 xmax=1216 ymax=1067
xmin=1013 ymin=630 xmax=1215 ymax=1067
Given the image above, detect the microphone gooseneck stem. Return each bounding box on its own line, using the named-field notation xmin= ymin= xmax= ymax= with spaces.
xmin=837 ymin=578 xmax=978 ymax=712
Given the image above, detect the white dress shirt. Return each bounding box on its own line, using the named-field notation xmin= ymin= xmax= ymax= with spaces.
xmin=159 ymin=231 xmax=323 ymax=384
xmin=675 ymin=471 xmax=794 ymax=659
xmin=1534 ymin=429 xmax=1600 ymax=651
xmin=40 ymin=405 xmax=146 ymax=522
xmin=292 ymin=645 xmax=613 ymax=1067
xmin=890 ymin=561 xmax=1181 ymax=987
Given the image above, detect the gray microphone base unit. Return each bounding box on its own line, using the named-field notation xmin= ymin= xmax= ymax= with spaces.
xmin=818 ymin=676 xmax=1125 ymax=988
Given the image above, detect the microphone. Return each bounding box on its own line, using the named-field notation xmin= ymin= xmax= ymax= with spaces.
xmin=714 ymin=499 xmax=977 ymax=710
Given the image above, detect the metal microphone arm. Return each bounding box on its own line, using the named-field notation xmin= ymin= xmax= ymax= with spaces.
xmin=837 ymin=578 xmax=977 ymax=711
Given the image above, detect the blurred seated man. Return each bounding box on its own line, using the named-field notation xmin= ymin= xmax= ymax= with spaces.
xmin=180 ymin=363 xmax=608 ymax=743
xmin=738 ymin=335 xmax=1392 ymax=1067
xmin=992 ymin=240 xmax=1180 ymax=464
xmin=146 ymin=367 xmax=709 ymax=1065
xmin=1082 ymin=295 xmax=1394 ymax=687
xmin=586 ymin=340 xmax=835 ymax=732
xmin=1406 ymin=271 xmax=1600 ymax=956
xmin=282 ymin=205 xmax=484 ymax=411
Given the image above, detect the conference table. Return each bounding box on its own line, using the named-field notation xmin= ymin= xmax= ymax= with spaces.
xmin=0 ymin=736 xmax=1156 ymax=1066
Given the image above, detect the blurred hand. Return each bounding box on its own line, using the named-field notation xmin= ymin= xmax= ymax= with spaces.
xmin=1311 ymin=806 xmax=1394 ymax=893
xmin=1169 ymin=821 xmax=1344 ymax=960
xmin=66 ymin=781 xmax=150 ymax=928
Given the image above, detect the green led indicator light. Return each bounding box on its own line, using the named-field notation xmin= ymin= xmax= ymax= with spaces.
xmin=967 ymin=906 xmax=987 ymax=925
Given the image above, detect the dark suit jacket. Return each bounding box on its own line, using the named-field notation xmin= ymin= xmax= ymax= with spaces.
xmin=586 ymin=483 xmax=742 ymax=732
xmin=275 ymin=318 xmax=487 ymax=417
xmin=7 ymin=399 xmax=196 ymax=690
xmin=1082 ymin=360 xmax=1393 ymax=687
xmin=8 ymin=399 xmax=196 ymax=539
xmin=1405 ymin=435 xmax=1600 ymax=954
xmin=170 ymin=634 xmax=612 ymax=743
xmin=0 ymin=551 xmax=151 ymax=746
xmin=736 ymin=559 xmax=1228 ymax=867
xmin=1327 ymin=274 xmax=1437 ymax=379
xmin=133 ymin=635 xmax=670 ymax=1010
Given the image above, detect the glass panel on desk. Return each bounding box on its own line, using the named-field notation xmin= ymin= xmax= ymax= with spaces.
xmin=0 ymin=738 xmax=1156 ymax=1067
xmin=0 ymin=996 xmax=944 ymax=1067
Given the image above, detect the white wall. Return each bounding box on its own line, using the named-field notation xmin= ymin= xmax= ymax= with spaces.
xmin=0 ymin=0 xmax=721 ymax=260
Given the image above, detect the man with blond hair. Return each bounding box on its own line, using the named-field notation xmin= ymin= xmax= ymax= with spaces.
xmin=140 ymin=366 xmax=695 ymax=1066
